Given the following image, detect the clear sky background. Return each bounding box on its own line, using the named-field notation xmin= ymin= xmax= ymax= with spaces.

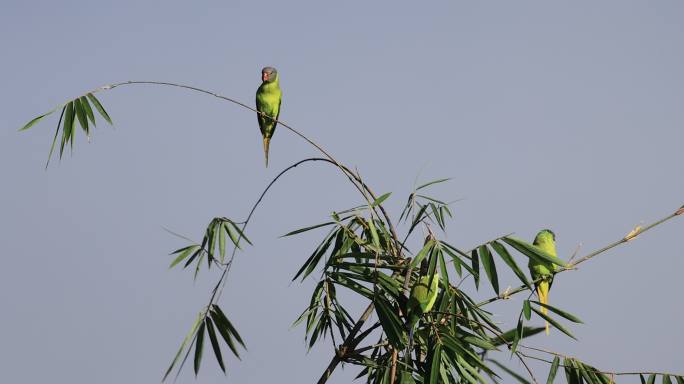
xmin=1 ymin=1 xmax=683 ymax=383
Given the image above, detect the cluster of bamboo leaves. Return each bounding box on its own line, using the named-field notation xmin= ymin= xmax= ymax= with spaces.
xmin=279 ymin=181 xmax=587 ymax=384
xmin=20 ymin=92 xmax=112 ymax=167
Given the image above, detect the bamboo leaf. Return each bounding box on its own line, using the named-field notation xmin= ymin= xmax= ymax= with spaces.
xmin=429 ymin=344 xmax=442 ymax=384
xmin=19 ymin=109 xmax=57 ymax=131
xmin=205 ymin=318 xmax=226 ymax=373
xmin=489 ymin=359 xmax=532 ymax=384
xmin=80 ymin=96 xmax=96 ymax=126
xmin=503 ymin=237 xmax=566 ymax=267
xmin=218 ymin=222 xmax=226 ymax=263
xmin=60 ymin=102 xmax=74 ymax=157
xmin=371 ymin=192 xmax=391 ymax=207
xmin=282 ymin=221 xmax=337 ymax=237
xmin=193 ymin=321 xmax=206 ymax=376
xmin=523 ymin=300 xmax=531 ymax=321
xmin=162 ymin=312 xmax=202 ymax=382
xmin=530 ymin=301 xmax=583 ymax=323
xmin=531 ymin=307 xmax=577 ymax=340
xmin=471 ymin=248 xmax=480 ymax=289
xmin=169 ymin=245 xmax=201 ymax=268
xmin=46 ymin=106 xmax=66 ymax=168
xmin=489 ymin=326 xmax=545 ymax=347
xmin=664 ymin=376 xmax=673 ymax=384
xmin=210 ymin=315 xmax=241 ymax=360
xmin=491 ymin=240 xmax=531 ymax=289
xmin=479 ymin=245 xmax=499 ymax=294
xmin=211 ymin=305 xmax=245 ymax=348
xmin=647 ymin=374 xmax=656 ymax=384
xmin=417 ymin=178 xmax=451 ymax=191
xmin=73 ymin=97 xmax=88 ymax=135
xmin=546 ymin=356 xmax=560 ymax=384
xmin=374 ymin=297 xmax=403 ymax=348
xmin=87 ymin=93 xmax=112 ymax=124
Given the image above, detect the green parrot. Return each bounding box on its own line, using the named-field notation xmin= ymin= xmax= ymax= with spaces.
xmin=405 ymin=259 xmax=439 ymax=352
xmin=528 ymin=229 xmax=558 ymax=335
xmin=255 ymin=66 xmax=282 ymax=167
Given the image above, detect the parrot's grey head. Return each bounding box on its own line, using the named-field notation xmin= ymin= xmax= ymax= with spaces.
xmin=261 ymin=67 xmax=278 ymax=83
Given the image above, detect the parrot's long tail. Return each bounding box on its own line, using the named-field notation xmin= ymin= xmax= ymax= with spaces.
xmin=536 ymin=281 xmax=550 ymax=335
xmin=262 ymin=137 xmax=271 ymax=167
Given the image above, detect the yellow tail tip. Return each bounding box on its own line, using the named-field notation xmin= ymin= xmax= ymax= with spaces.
xmin=545 ymin=321 xmax=550 ymax=335
xmin=262 ymin=137 xmax=270 ymax=167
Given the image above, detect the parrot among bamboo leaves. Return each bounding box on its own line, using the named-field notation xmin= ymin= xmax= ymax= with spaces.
xmin=528 ymin=229 xmax=559 ymax=335
xmin=255 ymin=66 xmax=282 ymax=167
xmin=406 ymin=259 xmax=439 ymax=350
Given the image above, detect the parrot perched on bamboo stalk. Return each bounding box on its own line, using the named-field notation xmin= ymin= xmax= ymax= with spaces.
xmin=255 ymin=66 xmax=282 ymax=167
xmin=528 ymin=229 xmax=558 ymax=335
xmin=405 ymin=259 xmax=439 ymax=353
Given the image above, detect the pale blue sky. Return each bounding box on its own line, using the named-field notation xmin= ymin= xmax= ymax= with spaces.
xmin=1 ymin=1 xmax=683 ymax=383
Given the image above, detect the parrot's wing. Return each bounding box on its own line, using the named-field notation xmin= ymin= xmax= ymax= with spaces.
xmin=275 ymin=97 xmax=281 ymax=125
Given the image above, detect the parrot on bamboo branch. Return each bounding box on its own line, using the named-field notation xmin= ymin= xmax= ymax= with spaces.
xmin=528 ymin=229 xmax=558 ymax=335
xmin=405 ymin=259 xmax=439 ymax=354
xmin=255 ymin=66 xmax=282 ymax=167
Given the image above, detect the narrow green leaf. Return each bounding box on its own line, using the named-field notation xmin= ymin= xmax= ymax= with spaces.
xmin=675 ymin=376 xmax=684 ymax=384
xmin=546 ymin=356 xmax=560 ymax=384
xmin=371 ymin=192 xmax=391 ymax=207
xmin=489 ymin=326 xmax=545 ymax=347
xmin=19 ymin=109 xmax=57 ymax=131
xmin=374 ymin=297 xmax=403 ymax=348
xmin=417 ymin=178 xmax=451 ymax=191
xmin=491 ymin=240 xmax=531 ymax=289
xmin=205 ymin=319 xmax=225 ymax=373
xmin=664 ymin=375 xmax=673 ymax=384
xmin=282 ymin=221 xmax=337 ymax=237
xmin=409 ymin=239 xmax=434 ymax=269
xmin=641 ymin=375 xmax=647 ymax=384
xmin=193 ymin=321 xmax=205 ymax=376
xmin=429 ymin=344 xmax=442 ymax=384
xmin=368 ymin=218 xmax=380 ymax=248
xmin=531 ymin=307 xmax=577 ymax=340
xmin=471 ymin=249 xmax=480 ymax=289
xmin=162 ymin=312 xmax=202 ymax=382
xmin=647 ymin=374 xmax=656 ymax=384
xmin=489 ymin=359 xmax=532 ymax=384
xmin=523 ymin=300 xmax=531 ymax=320
xmin=462 ymin=335 xmax=497 ymax=350
xmin=479 ymin=245 xmax=499 ymax=294
xmin=211 ymin=305 xmax=245 ymax=347
xmin=45 ymin=106 xmax=66 ymax=168
xmin=218 ymin=222 xmax=226 ymax=263
xmin=530 ymin=301 xmax=583 ymax=323
xmin=511 ymin=316 xmax=523 ymax=353
xmin=80 ymin=96 xmax=96 ymax=126
xmin=210 ymin=315 xmax=241 ymax=359
xmin=227 ymin=221 xmax=253 ymax=246
xmin=73 ymin=97 xmax=88 ymax=135
xmin=60 ymin=102 xmax=74 ymax=157
xmin=87 ymin=93 xmax=112 ymax=124
xmin=503 ymin=237 xmax=566 ymax=267
xmin=169 ymin=245 xmax=200 ymax=268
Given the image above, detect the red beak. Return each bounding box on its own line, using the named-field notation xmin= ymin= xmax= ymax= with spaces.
xmin=262 ymin=72 xmax=269 ymax=81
